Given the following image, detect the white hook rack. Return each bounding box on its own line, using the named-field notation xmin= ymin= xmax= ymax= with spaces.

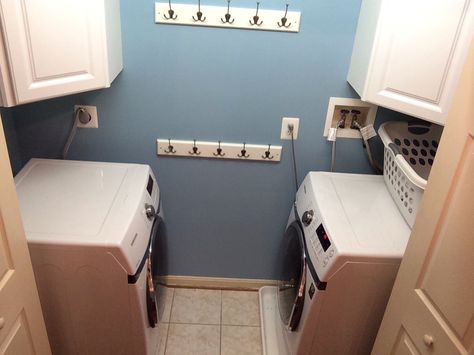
xmin=155 ymin=2 xmax=301 ymax=33
xmin=157 ymin=139 xmax=282 ymax=162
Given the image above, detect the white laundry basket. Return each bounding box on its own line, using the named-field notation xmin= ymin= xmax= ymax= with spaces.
xmin=379 ymin=121 xmax=443 ymax=228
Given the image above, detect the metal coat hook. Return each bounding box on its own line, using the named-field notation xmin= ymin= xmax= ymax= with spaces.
xmin=188 ymin=139 xmax=201 ymax=155
xmin=213 ymin=141 xmax=226 ymax=157
xmin=262 ymin=144 xmax=274 ymax=159
xmin=192 ymin=0 xmax=206 ymax=22
xmin=164 ymin=0 xmax=178 ymax=20
xmin=164 ymin=139 xmax=177 ymax=153
xmin=221 ymin=0 xmax=235 ymax=24
xmin=278 ymin=4 xmax=291 ymax=28
xmin=249 ymin=2 xmax=263 ymax=26
xmin=237 ymin=142 xmax=250 ymax=158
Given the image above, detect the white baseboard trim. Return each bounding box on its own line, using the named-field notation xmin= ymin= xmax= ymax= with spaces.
xmin=158 ymin=275 xmax=278 ymax=291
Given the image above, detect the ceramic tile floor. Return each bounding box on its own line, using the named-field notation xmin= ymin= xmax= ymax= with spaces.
xmin=156 ymin=287 xmax=263 ymax=355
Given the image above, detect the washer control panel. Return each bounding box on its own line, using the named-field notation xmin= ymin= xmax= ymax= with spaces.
xmin=299 ymin=206 xmax=337 ymax=274
xmin=296 ymin=180 xmax=338 ymax=281
xmin=316 ymin=224 xmax=331 ymax=251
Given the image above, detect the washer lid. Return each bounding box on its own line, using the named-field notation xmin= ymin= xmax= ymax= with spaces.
xmin=309 ymin=172 xmax=411 ymax=257
xmin=15 ymin=159 xmax=128 ymax=243
xmin=15 ymin=159 xmax=159 ymax=275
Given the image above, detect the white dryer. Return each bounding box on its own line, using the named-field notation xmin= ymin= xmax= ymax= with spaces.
xmin=15 ymin=159 xmax=165 ymax=355
xmin=260 ymin=172 xmax=411 ymax=355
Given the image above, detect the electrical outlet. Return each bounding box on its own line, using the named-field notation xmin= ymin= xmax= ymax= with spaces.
xmin=75 ymin=105 xmax=98 ymax=128
xmin=280 ymin=117 xmax=300 ymax=140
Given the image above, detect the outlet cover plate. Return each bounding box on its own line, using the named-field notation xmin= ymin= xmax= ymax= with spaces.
xmin=280 ymin=117 xmax=300 ymax=140
xmin=75 ymin=105 xmax=98 ymax=128
xmin=323 ymin=98 xmax=377 ymax=139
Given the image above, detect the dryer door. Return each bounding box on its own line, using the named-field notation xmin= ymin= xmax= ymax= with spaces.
xmin=146 ymin=215 xmax=163 ymax=328
xmin=277 ymin=220 xmax=307 ymax=331
xmin=146 ymin=254 xmax=158 ymax=328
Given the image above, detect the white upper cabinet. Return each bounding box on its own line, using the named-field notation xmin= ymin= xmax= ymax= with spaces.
xmin=347 ymin=0 xmax=474 ymax=126
xmin=0 ymin=0 xmax=123 ymax=107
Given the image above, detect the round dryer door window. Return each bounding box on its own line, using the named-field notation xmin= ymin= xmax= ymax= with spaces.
xmin=277 ymin=220 xmax=306 ymax=331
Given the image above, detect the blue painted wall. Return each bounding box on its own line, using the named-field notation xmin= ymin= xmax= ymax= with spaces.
xmin=1 ymin=0 xmax=413 ymax=279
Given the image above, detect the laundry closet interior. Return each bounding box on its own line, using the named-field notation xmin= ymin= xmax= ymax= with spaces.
xmin=0 ymin=1 xmax=472 ymax=355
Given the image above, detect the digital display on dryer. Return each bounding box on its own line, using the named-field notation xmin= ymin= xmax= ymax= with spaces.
xmin=147 ymin=175 xmax=153 ymax=196
xmin=316 ymin=224 xmax=331 ymax=251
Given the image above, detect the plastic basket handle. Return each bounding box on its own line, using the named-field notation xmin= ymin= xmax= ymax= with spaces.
xmin=388 ymin=143 xmax=402 ymax=155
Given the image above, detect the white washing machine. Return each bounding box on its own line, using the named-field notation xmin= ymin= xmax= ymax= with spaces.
xmin=260 ymin=172 xmax=411 ymax=355
xmin=15 ymin=159 xmax=165 ymax=355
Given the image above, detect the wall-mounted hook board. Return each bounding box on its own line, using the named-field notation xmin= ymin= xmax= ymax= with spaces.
xmin=155 ymin=3 xmax=300 ymax=33
xmin=157 ymin=139 xmax=282 ymax=162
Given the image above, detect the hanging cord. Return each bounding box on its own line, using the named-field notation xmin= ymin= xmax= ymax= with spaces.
xmin=352 ymin=121 xmax=383 ymax=174
xmin=331 ymin=138 xmax=337 ymax=172
xmin=364 ymin=136 xmax=383 ymax=173
xmin=288 ymin=124 xmax=299 ymax=196
xmin=62 ymin=107 xmax=90 ymax=159
xmin=330 ymin=113 xmax=348 ymax=172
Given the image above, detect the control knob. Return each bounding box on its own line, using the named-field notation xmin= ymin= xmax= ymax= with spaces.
xmin=302 ymin=210 xmax=314 ymax=226
xmin=145 ymin=204 xmax=156 ymax=220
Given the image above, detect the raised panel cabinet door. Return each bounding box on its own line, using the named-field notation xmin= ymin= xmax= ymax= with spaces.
xmin=371 ymin=41 xmax=474 ymax=355
xmin=0 ymin=117 xmax=51 ymax=354
xmin=365 ymin=0 xmax=474 ymax=125
xmin=0 ymin=0 xmax=107 ymax=104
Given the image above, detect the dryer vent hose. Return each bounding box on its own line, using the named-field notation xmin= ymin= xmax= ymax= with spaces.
xmin=62 ymin=107 xmax=91 ymax=159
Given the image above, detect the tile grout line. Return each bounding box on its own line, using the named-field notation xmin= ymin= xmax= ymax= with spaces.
xmin=164 ymin=321 xmax=260 ymax=327
xmin=163 ymin=288 xmax=176 ymax=355
xmin=167 ymin=321 xmax=221 ymax=325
